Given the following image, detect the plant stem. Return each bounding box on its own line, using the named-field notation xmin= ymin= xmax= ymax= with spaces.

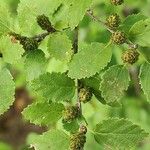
xmin=73 ymin=27 xmax=82 ymax=112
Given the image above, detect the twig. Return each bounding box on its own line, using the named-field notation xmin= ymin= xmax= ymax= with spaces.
xmin=87 ymin=9 xmax=138 ymax=49
xmin=86 ymin=10 xmax=114 ymax=33
xmin=129 ymin=66 xmax=141 ymax=96
xmin=73 ymin=27 xmax=82 ymax=112
xmin=33 ymin=32 xmax=50 ymax=42
xmin=126 ymin=40 xmax=138 ymax=49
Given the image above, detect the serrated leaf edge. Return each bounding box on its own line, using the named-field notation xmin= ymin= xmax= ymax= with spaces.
xmin=100 ymin=65 xmax=130 ymax=105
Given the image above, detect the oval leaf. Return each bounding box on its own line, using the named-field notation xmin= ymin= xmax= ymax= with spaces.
xmin=94 ymin=118 xmax=149 ymax=149
xmin=100 ymin=65 xmax=130 ymax=106
xmin=68 ymin=43 xmax=112 ymax=79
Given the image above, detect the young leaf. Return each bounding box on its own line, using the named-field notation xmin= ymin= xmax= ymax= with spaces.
xmin=0 ymin=36 xmax=24 ymax=64
xmin=68 ymin=43 xmax=112 ymax=79
xmin=27 ymin=130 xmax=69 ymax=150
xmin=100 ymin=65 xmax=130 ymax=106
xmin=24 ymin=49 xmax=48 ymax=82
xmin=0 ymin=68 xmax=15 ymax=115
xmin=31 ymin=73 xmax=75 ymax=102
xmin=47 ymin=32 xmax=73 ymax=62
xmin=139 ymin=62 xmax=150 ymax=102
xmin=94 ymin=118 xmax=149 ymax=149
xmin=22 ymin=102 xmax=64 ymax=126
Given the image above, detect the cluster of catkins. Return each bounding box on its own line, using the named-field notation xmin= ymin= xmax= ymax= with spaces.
xmin=107 ymin=0 xmax=139 ymax=65
xmin=62 ymin=87 xmax=93 ymax=123
xmin=62 ymin=86 xmax=93 ymax=150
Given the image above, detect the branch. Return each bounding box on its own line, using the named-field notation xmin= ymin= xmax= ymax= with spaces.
xmin=73 ymin=27 xmax=82 ymax=112
xmin=87 ymin=9 xmax=138 ymax=49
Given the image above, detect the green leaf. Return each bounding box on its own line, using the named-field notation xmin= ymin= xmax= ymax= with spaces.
xmin=0 ymin=36 xmax=24 ymax=64
xmin=120 ymin=13 xmax=147 ymax=33
xmin=129 ymin=19 xmax=150 ymax=47
xmin=22 ymin=102 xmax=64 ymax=126
xmin=139 ymin=62 xmax=150 ymax=102
xmin=24 ymin=49 xmax=48 ymax=82
xmin=47 ymin=32 xmax=73 ymax=62
xmin=63 ymin=120 xmax=79 ymax=133
xmin=68 ymin=43 xmax=112 ymax=79
xmin=81 ymin=74 xmax=106 ymax=104
xmin=94 ymin=118 xmax=149 ymax=149
xmin=0 ymin=2 xmax=13 ymax=36
xmin=65 ymin=0 xmax=93 ymax=29
xmin=47 ymin=58 xmax=68 ymax=73
xmin=27 ymin=130 xmax=69 ymax=150
xmin=100 ymin=65 xmax=130 ymax=106
xmin=51 ymin=0 xmax=92 ymax=29
xmin=18 ymin=0 xmax=92 ymax=32
xmin=0 ymin=68 xmax=15 ymax=115
xmin=17 ymin=0 xmax=63 ymax=35
xmin=31 ymin=73 xmax=75 ymax=102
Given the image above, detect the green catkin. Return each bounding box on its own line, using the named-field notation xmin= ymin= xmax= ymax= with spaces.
xmin=70 ymin=126 xmax=87 ymax=150
xmin=62 ymin=105 xmax=79 ymax=123
xmin=106 ymin=14 xmax=121 ymax=30
xmin=111 ymin=31 xmax=126 ymax=45
xmin=9 ymin=33 xmax=39 ymax=51
xmin=122 ymin=49 xmax=140 ymax=64
xmin=79 ymin=87 xmax=93 ymax=103
xmin=111 ymin=0 xmax=124 ymax=5
xmin=37 ymin=14 xmax=56 ymax=32
xmin=19 ymin=37 xmax=39 ymax=51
